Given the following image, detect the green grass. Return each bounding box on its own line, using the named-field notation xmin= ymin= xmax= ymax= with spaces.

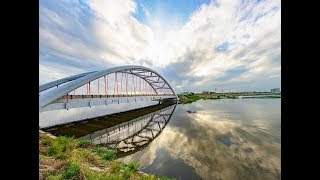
xmin=47 ymin=174 xmax=63 ymax=180
xmin=62 ymin=162 xmax=80 ymax=179
xmin=178 ymin=93 xmax=202 ymax=104
xmin=40 ymin=133 xmax=175 ymax=179
xmin=45 ymin=162 xmax=80 ymax=180
xmin=83 ymin=169 xmax=122 ymax=180
xmin=127 ymin=161 xmax=140 ymax=172
xmin=94 ymin=146 xmax=117 ymax=160
xmin=225 ymin=95 xmax=237 ymax=99
xmin=121 ymin=161 xmax=140 ymax=178
xmin=41 ymin=136 xmax=78 ymax=159
xmin=78 ymin=140 xmax=92 ymax=147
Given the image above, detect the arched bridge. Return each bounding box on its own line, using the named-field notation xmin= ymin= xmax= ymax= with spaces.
xmin=39 ymin=65 xmax=177 ymax=112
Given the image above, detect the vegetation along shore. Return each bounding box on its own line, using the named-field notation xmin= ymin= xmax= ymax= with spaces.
xmin=39 ymin=131 xmax=173 ymax=180
xmin=178 ymin=92 xmax=281 ymax=104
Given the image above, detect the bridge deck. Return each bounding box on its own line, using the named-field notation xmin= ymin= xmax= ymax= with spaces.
xmin=41 ymin=94 xmax=177 ymax=112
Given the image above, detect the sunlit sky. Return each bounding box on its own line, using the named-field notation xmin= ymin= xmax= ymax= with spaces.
xmin=39 ymin=0 xmax=281 ymax=93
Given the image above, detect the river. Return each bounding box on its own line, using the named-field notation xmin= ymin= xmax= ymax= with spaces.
xmin=43 ymin=98 xmax=281 ymax=179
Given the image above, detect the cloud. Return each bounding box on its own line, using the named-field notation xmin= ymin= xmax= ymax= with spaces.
xmin=39 ymin=0 xmax=281 ymax=92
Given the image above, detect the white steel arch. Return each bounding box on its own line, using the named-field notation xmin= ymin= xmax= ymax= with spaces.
xmin=39 ymin=65 xmax=177 ymax=110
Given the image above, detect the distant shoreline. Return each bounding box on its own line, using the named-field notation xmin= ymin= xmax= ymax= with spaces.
xmin=178 ymin=93 xmax=281 ymax=104
xmin=240 ymin=95 xmax=281 ymax=99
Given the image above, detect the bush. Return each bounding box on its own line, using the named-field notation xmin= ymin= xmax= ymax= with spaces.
xmin=41 ymin=139 xmax=52 ymax=146
xmin=102 ymin=150 xmax=117 ymax=160
xmin=94 ymin=147 xmax=117 ymax=160
xmin=47 ymin=174 xmax=63 ymax=180
xmin=123 ymin=169 xmax=133 ymax=179
xmin=78 ymin=140 xmax=91 ymax=147
xmin=43 ymin=136 xmax=77 ymax=159
xmin=121 ymin=161 xmax=140 ymax=178
xmin=127 ymin=161 xmax=140 ymax=172
xmin=94 ymin=147 xmax=106 ymax=155
xmin=62 ymin=162 xmax=80 ymax=179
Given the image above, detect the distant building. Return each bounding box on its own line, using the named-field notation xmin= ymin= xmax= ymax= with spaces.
xmin=271 ymin=88 xmax=281 ymax=93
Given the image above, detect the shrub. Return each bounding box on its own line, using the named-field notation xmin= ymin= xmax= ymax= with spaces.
xmin=43 ymin=136 xmax=77 ymax=159
xmin=94 ymin=147 xmax=106 ymax=156
xmin=47 ymin=174 xmax=63 ymax=180
xmin=78 ymin=140 xmax=91 ymax=147
xmin=62 ymin=162 xmax=80 ymax=179
xmin=127 ymin=161 xmax=140 ymax=172
xmin=102 ymin=150 xmax=117 ymax=160
xmin=94 ymin=147 xmax=117 ymax=160
xmin=41 ymin=139 xmax=52 ymax=146
xmin=120 ymin=161 xmax=140 ymax=179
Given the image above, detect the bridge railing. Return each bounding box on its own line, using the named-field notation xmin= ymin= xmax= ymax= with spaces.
xmin=59 ymin=93 xmax=175 ymax=100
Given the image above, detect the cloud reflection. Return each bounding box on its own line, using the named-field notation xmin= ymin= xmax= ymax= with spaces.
xmin=120 ymin=99 xmax=280 ymax=179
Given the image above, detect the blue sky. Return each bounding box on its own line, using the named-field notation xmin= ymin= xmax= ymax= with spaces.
xmin=39 ymin=0 xmax=281 ymax=92
xmin=133 ymin=0 xmax=211 ymax=25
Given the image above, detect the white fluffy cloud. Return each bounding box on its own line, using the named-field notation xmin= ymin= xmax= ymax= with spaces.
xmin=39 ymin=0 xmax=281 ymax=92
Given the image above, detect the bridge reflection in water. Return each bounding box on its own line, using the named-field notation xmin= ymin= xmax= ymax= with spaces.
xmin=44 ymin=102 xmax=177 ymax=157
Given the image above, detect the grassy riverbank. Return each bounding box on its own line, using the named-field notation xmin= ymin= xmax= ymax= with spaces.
xmin=39 ymin=131 xmax=173 ymax=180
xmin=178 ymin=93 xmax=280 ymax=104
xmin=178 ymin=93 xmax=236 ymax=104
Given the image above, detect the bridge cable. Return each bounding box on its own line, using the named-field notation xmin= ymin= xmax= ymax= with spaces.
xmin=104 ymin=76 xmax=106 ymax=97
xmin=144 ymin=78 xmax=146 ymax=96
xmin=126 ymin=73 xmax=128 ymax=96
xmin=89 ymin=82 xmax=91 ymax=96
xmin=116 ymin=72 xmax=119 ymax=96
xmin=86 ymin=83 xmax=88 ymax=96
xmin=107 ymin=75 xmax=108 ymax=96
xmin=120 ymin=72 xmax=123 ymax=96
xmin=131 ymin=73 xmax=133 ymax=96
xmin=98 ymin=78 xmax=100 ymax=95
xmin=139 ymin=76 xmax=141 ymax=95
xmin=132 ymin=73 xmax=135 ymax=96
xmin=114 ymin=73 xmax=116 ymax=96
xmin=136 ymin=74 xmax=138 ymax=95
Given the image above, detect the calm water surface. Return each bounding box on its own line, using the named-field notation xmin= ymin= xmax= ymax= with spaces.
xmin=44 ymin=98 xmax=281 ymax=179
xmin=119 ymin=99 xmax=281 ymax=179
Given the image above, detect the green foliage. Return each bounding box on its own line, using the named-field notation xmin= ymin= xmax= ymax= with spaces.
xmin=42 ymin=136 xmax=77 ymax=159
xmin=40 ymin=133 xmax=173 ymax=180
xmin=178 ymin=93 xmax=202 ymax=104
xmin=102 ymin=151 xmax=117 ymax=160
xmin=94 ymin=146 xmax=117 ymax=160
xmin=47 ymin=174 xmax=63 ymax=180
xmin=225 ymin=95 xmax=237 ymax=99
xmin=62 ymin=162 xmax=80 ymax=179
xmin=94 ymin=146 xmax=106 ymax=155
xmin=78 ymin=140 xmax=92 ymax=147
xmin=41 ymin=139 xmax=52 ymax=146
xmin=84 ymin=169 xmax=122 ymax=180
xmin=109 ymin=160 xmax=124 ymax=173
xmin=127 ymin=161 xmax=140 ymax=172
xmin=139 ymin=175 xmax=157 ymax=180
xmin=123 ymin=169 xmax=133 ymax=179
xmin=120 ymin=161 xmax=140 ymax=178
